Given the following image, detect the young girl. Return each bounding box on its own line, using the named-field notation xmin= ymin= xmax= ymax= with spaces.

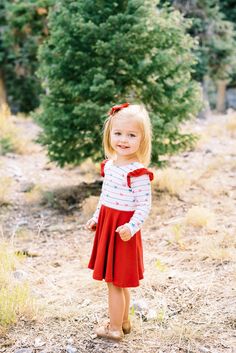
xmin=86 ymin=103 xmax=153 ymax=341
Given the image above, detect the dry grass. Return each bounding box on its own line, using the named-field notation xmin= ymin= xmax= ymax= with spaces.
xmin=0 ymin=177 xmax=12 ymax=206
xmin=197 ymin=179 xmax=224 ymax=197
xmin=202 ymin=156 xmax=224 ymax=177
xmin=24 ymin=184 xmax=44 ymax=205
xmin=155 ymin=168 xmax=190 ymax=196
xmin=193 ymin=131 xmax=210 ymax=150
xmin=14 ymin=227 xmax=35 ymax=241
xmin=225 ymin=112 xmax=236 ymax=135
xmin=80 ymin=195 xmax=98 ymax=223
xmin=206 ymin=122 xmax=225 ymax=137
xmin=0 ymin=241 xmax=37 ymax=330
xmin=197 ymin=232 xmax=236 ymax=262
xmin=0 ymin=103 xmax=32 ymax=155
xmin=185 ymin=206 xmax=215 ymax=228
xmin=164 ymin=321 xmax=207 ymax=345
xmin=168 ymin=224 xmax=186 ymax=250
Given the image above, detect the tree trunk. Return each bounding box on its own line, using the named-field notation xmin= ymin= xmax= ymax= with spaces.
xmin=216 ymin=80 xmax=227 ymax=113
xmin=198 ymin=75 xmax=211 ymax=119
xmin=0 ymin=70 xmax=7 ymax=108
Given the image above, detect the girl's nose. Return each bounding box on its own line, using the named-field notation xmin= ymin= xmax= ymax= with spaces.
xmin=120 ymin=135 xmax=128 ymax=142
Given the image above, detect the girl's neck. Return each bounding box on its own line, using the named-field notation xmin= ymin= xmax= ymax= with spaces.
xmin=113 ymin=156 xmax=140 ymax=166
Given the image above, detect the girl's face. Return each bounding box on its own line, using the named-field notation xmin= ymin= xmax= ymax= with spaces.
xmin=110 ymin=116 xmax=142 ymax=161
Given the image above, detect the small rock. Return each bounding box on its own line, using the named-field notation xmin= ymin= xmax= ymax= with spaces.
xmin=80 ymin=298 xmax=91 ymax=307
xmin=146 ymin=309 xmax=157 ymax=321
xmin=90 ymin=334 xmax=97 ymax=339
xmin=13 ymin=270 xmax=28 ymax=280
xmin=132 ymin=299 xmax=148 ymax=312
xmin=8 ymin=153 xmax=17 ymax=159
xmin=34 ymin=337 xmax=46 ymax=348
xmin=43 ymin=164 xmax=52 ymax=170
xmin=66 ymin=338 xmax=74 ymax=344
xmin=20 ymin=182 xmax=35 ymax=193
xmin=15 ymin=349 xmax=33 ymax=353
xmin=17 ymin=220 xmax=29 ymax=227
xmin=66 ymin=345 xmax=77 ymax=353
xmin=48 ymin=225 xmax=61 ymax=232
xmin=199 ymin=347 xmax=210 ymax=353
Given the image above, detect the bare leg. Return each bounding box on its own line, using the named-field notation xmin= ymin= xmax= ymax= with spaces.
xmin=123 ymin=288 xmax=130 ymax=323
xmin=107 ymin=283 xmax=125 ymax=331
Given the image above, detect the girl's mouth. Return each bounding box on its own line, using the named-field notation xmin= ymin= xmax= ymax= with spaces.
xmin=118 ymin=145 xmax=129 ymax=149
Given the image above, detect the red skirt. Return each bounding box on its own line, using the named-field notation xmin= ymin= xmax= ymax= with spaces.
xmin=88 ymin=205 xmax=144 ymax=288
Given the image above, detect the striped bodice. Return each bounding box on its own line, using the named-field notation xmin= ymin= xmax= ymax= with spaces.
xmin=92 ymin=160 xmax=153 ymax=236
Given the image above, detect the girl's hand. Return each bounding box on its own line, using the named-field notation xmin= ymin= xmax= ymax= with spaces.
xmin=86 ymin=219 xmax=97 ymax=232
xmin=116 ymin=225 xmax=132 ymax=242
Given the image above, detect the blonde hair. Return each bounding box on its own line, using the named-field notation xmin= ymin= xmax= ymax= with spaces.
xmin=103 ymin=104 xmax=152 ymax=166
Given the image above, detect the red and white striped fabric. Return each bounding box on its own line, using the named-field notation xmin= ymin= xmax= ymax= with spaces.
xmin=92 ymin=159 xmax=153 ymax=236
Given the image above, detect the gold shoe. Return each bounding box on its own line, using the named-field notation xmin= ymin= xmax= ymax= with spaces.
xmin=96 ymin=324 xmax=124 ymax=341
xmin=122 ymin=320 xmax=131 ymax=334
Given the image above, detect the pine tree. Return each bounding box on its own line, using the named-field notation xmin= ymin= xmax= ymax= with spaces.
xmin=37 ymin=0 xmax=201 ymax=166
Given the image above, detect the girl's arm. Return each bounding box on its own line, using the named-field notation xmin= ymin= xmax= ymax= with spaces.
xmin=91 ymin=194 xmax=102 ymax=223
xmin=125 ymin=174 xmax=152 ymax=236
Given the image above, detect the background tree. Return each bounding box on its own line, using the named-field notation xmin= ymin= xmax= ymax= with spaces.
xmin=219 ymin=0 xmax=236 ymax=26
xmin=0 ymin=1 xmax=8 ymax=108
xmin=37 ymin=0 xmax=201 ymax=167
xmin=219 ymin=0 xmax=236 ymax=88
xmin=0 ymin=0 xmax=53 ymax=113
xmin=159 ymin=0 xmax=236 ymax=112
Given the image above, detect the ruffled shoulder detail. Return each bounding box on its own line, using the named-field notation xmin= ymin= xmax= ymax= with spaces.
xmin=127 ymin=168 xmax=154 ymax=188
xmin=100 ymin=159 xmax=109 ymax=177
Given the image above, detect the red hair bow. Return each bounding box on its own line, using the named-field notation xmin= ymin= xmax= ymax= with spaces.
xmin=109 ymin=102 xmax=129 ymax=116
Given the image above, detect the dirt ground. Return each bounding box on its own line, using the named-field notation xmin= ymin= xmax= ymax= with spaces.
xmin=0 ymin=111 xmax=235 ymax=353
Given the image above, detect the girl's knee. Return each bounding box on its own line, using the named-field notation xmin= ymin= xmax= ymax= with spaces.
xmin=107 ymin=282 xmax=123 ymax=291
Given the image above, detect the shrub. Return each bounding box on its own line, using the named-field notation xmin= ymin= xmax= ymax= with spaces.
xmin=185 ymin=206 xmax=215 ymax=228
xmin=156 ymin=168 xmax=189 ymax=195
xmin=36 ymin=0 xmax=201 ymax=166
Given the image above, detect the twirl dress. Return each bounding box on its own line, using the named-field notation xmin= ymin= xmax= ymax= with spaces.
xmin=88 ymin=159 xmax=153 ymax=288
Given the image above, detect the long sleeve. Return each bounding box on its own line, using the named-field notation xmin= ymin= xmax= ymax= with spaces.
xmin=124 ymin=174 xmax=152 ymax=236
xmin=92 ymin=194 xmax=102 ymax=223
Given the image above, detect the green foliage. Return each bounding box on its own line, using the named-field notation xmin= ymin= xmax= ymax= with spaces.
xmin=219 ymin=0 xmax=236 ymax=86
xmin=0 ymin=0 xmax=53 ymax=113
xmin=0 ymin=137 xmax=14 ymax=155
xmin=219 ymin=0 xmax=236 ymax=26
xmin=160 ymin=0 xmax=236 ymax=82
xmin=37 ymin=0 xmax=201 ymax=166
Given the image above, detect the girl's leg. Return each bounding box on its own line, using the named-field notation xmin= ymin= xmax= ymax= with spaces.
xmin=107 ymin=283 xmax=125 ymax=331
xmin=123 ymin=288 xmax=130 ymax=323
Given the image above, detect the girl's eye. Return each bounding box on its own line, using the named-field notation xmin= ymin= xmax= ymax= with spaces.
xmin=114 ymin=132 xmax=121 ymax=136
xmin=129 ymin=134 xmax=136 ymax=138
